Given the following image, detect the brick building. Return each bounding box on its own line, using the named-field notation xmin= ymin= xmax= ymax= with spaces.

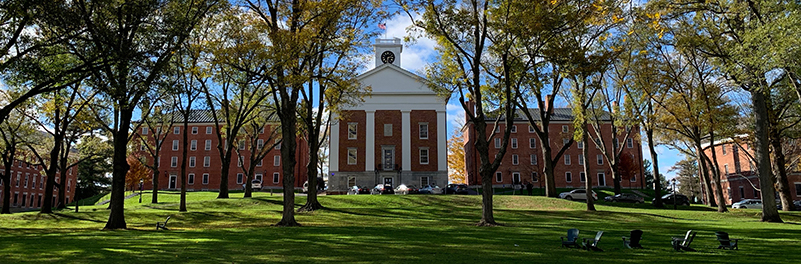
xmin=463 ymin=102 xmax=644 ymax=189
xmin=0 ymin=159 xmax=77 ymax=209
xmin=327 ymin=38 xmax=448 ymax=193
xmin=702 ymin=137 xmax=801 ymax=205
xmin=135 ymin=110 xmax=308 ymax=191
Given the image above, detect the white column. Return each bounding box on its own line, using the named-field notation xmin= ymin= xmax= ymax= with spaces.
xmin=366 ymin=110 xmax=375 ymax=171
xmin=329 ymin=114 xmax=339 ymax=172
xmin=437 ymin=110 xmax=447 ymax=171
xmin=402 ymin=110 xmax=411 ymax=171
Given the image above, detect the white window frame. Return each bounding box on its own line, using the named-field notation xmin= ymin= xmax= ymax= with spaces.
xmin=348 ymin=123 xmax=358 ymax=140
xmin=419 ymin=123 xmax=429 ymax=139
xmin=577 ymin=141 xmax=584 ymax=149
xmin=529 ymin=125 xmax=535 ymax=133
xmin=206 ymin=126 xmax=212 ymax=134
xmin=202 ymin=173 xmax=209 ymax=185
xmin=626 ymin=138 xmax=633 ymax=148
xmin=173 ymin=127 xmax=180 ymax=134
xmin=512 ymin=172 xmax=521 ymax=184
xmin=142 ymin=127 xmax=149 ymax=134
xmin=203 ymin=156 xmax=210 ymax=167
xmin=274 ymin=155 xmax=281 ymax=166
xmin=565 ymin=171 xmax=572 ymax=182
xmin=189 ymin=156 xmax=196 ymax=167
xmin=236 ymin=173 xmax=244 ymax=184
xmin=495 ymin=172 xmax=502 ymax=182
xmin=564 ymin=154 xmax=571 ymax=165
xmin=512 ymin=154 xmax=519 ymax=165
xmin=531 ymin=172 xmax=538 ymax=182
xmin=529 ymin=138 xmax=536 ymax=149
xmin=562 ymin=125 xmax=569 ymax=133
xmin=580 ymin=172 xmax=586 ymax=182
xmin=578 ymin=154 xmax=584 ymax=165
xmin=171 ymin=156 xmax=178 ymax=167
xmin=239 ymin=140 xmax=246 ymax=150
xmin=347 ymin=148 xmax=357 ymax=165
xmin=273 ymin=173 xmax=280 ymax=183
xmin=420 ymin=148 xmax=429 ymax=164
xmin=494 ymin=138 xmax=501 ymax=149
xmin=205 ymin=140 xmax=212 ymax=150
xmin=192 ymin=127 xmax=198 ymax=134
xmin=188 ymin=173 xmax=195 ymax=185
xmin=511 ymin=125 xmax=517 ymax=133
xmin=511 ymin=138 xmax=518 ymax=149
xmin=597 ymin=154 xmax=604 ymax=165
xmin=172 ymin=140 xmax=179 ymax=151
xmin=530 ymin=154 xmax=537 ymax=165
xmin=190 ymin=140 xmax=197 ymax=151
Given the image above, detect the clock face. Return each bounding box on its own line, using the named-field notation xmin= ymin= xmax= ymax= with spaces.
xmin=381 ymin=51 xmax=395 ymax=64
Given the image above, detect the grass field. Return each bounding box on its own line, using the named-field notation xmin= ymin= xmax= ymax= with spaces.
xmin=2 ymin=191 xmax=800 ymax=263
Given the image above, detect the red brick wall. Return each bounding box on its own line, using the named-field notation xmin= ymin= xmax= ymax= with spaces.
xmin=338 ymin=111 xmax=366 ymax=172
xmin=411 ymin=110 xmax=438 ymax=171
xmin=374 ymin=110 xmax=402 ymax=170
xmin=465 ymin=121 xmax=644 ymax=189
xmin=0 ymin=159 xmax=77 ymax=208
xmin=137 ymin=123 xmax=308 ymax=190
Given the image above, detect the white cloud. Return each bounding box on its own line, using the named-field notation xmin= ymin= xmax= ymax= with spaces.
xmin=362 ymin=13 xmax=437 ymax=74
xmin=446 ymin=103 xmax=465 ymax=132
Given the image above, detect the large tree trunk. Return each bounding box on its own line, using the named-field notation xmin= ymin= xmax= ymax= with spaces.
xmin=542 ymin=146 xmax=557 ymax=198
xmin=179 ymin=118 xmax=189 ymax=212
xmin=104 ymin=107 xmax=133 ymax=230
xmin=151 ymin=169 xmax=159 ymax=203
xmin=299 ymin=132 xmax=323 ymax=212
xmin=696 ymin=143 xmax=716 ymax=207
xmin=2 ymin=163 xmax=12 ymax=214
xmin=581 ymin=122 xmax=595 ymax=211
xmin=770 ymin=129 xmax=795 ymax=211
xmin=646 ymin=128 xmax=663 ymax=207
xmin=706 ymin=133 xmax=728 ymax=212
xmin=752 ymin=90 xmax=782 ymax=222
xmin=477 ymin=139 xmax=497 ymax=226
xmin=41 ymin=134 xmax=63 ymax=213
xmin=276 ymin=102 xmax=300 ymax=226
xmin=217 ymin=150 xmax=231 ymax=199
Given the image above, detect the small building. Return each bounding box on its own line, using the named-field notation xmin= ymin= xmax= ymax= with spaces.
xmin=0 ymin=159 xmax=77 ymax=209
xmin=327 ymin=38 xmax=448 ymax=193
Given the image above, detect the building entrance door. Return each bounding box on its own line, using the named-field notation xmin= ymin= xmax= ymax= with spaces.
xmin=169 ymin=175 xmax=177 ymax=189
xmin=384 ymin=177 xmax=393 ymax=187
xmin=382 ymin=147 xmax=395 ymax=171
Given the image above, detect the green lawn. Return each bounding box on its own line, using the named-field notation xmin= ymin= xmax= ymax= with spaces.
xmin=2 ymin=191 xmax=800 ymax=263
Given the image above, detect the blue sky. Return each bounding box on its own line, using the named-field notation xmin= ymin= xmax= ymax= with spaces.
xmin=360 ymin=14 xmax=685 ymax=181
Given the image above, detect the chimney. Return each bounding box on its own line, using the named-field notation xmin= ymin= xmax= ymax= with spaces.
xmin=465 ymin=99 xmax=476 ymax=121
xmin=544 ymin=94 xmax=554 ymax=114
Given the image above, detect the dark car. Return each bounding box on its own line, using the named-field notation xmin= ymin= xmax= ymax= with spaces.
xmin=655 ymin=193 xmax=690 ymax=206
xmin=455 ymin=185 xmax=478 ymax=195
xmin=357 ymin=186 xmax=372 ymax=194
xmin=445 ymin=184 xmax=467 ymax=194
xmin=604 ymin=193 xmax=645 ymax=203
xmin=372 ymin=184 xmax=395 ymax=195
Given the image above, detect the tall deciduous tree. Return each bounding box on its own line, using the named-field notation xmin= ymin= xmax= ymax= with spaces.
xmin=447 ymin=130 xmax=467 ymax=184
xmin=61 ymin=0 xmax=218 ymax=229
xmin=405 ymin=0 xmax=516 ymax=226
xmin=0 ymin=95 xmax=35 ymax=214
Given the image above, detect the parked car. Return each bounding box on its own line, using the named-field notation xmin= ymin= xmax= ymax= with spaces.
xmin=418 ymin=185 xmax=443 ymax=194
xmin=733 ymin=199 xmax=763 ymax=209
xmin=604 ymin=193 xmax=645 ymax=203
xmin=372 ymin=184 xmax=395 ymax=195
xmin=655 ymin=193 xmax=690 ymax=206
xmin=357 ymin=186 xmax=372 ymax=194
xmin=455 ymin=185 xmax=479 ymax=195
xmin=251 ymin=179 xmax=262 ymax=190
xmin=445 ymin=184 xmax=467 ymax=194
xmin=347 ymin=186 xmax=359 ymax=195
xmin=395 ymin=184 xmax=418 ymax=195
xmin=559 ymin=189 xmax=598 ymax=201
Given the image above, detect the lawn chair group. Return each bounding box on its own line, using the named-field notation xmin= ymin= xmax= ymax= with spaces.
xmin=560 ymin=228 xmax=741 ymax=252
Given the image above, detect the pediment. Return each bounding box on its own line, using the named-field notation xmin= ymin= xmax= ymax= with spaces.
xmin=358 ymin=63 xmax=435 ymax=95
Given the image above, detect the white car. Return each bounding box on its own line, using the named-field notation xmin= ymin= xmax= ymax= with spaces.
xmin=419 ymin=185 xmax=442 ymax=194
xmin=733 ymin=199 xmax=763 ymax=209
xmin=559 ymin=189 xmax=598 ymax=201
xmin=251 ymin=179 xmax=262 ymax=190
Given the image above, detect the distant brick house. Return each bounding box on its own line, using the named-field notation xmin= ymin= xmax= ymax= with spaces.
xmin=0 ymin=158 xmax=77 ymax=209
xmin=462 ymin=101 xmax=644 ymax=189
xmin=135 ymin=110 xmax=309 ymax=191
xmin=702 ymin=137 xmax=801 ymax=205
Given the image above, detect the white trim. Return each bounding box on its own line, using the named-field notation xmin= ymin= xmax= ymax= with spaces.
xmin=402 ymin=110 xmax=411 ymax=171
xmin=437 ymin=111 xmax=447 ymax=171
xmin=366 ymin=110 xmax=375 ymax=171
xmin=330 ymin=114 xmax=339 ymax=172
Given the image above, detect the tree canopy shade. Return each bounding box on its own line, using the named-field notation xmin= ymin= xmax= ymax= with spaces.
xmin=43 ymin=0 xmax=220 ymax=229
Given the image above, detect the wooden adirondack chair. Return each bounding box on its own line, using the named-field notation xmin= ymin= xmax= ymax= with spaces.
xmin=583 ymin=231 xmax=604 ymax=251
xmin=561 ymin=229 xmax=580 ymax=248
xmin=715 ymin=231 xmax=741 ymax=250
xmin=623 ymin=229 xmax=643 ymax=249
xmin=671 ymin=230 xmax=697 ymax=251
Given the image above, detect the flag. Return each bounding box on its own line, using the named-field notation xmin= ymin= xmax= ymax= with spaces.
xmin=378 ymin=23 xmax=386 ymax=30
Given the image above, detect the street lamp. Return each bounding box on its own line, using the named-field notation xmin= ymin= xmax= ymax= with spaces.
xmin=139 ymin=179 xmax=144 ymax=203
xmin=671 ymin=178 xmax=677 ymax=210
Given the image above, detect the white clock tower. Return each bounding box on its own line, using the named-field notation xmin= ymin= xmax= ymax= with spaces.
xmin=374 ymin=38 xmax=403 ymax=68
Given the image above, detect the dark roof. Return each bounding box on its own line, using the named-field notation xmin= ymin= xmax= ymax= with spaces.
xmin=136 ymin=109 xmax=279 ymax=124
xmin=484 ymin=108 xmax=611 ymax=122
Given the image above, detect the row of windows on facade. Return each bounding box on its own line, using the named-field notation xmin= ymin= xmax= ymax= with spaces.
xmin=141 ymin=126 xmax=270 ymax=136
xmin=144 ymin=138 xmax=281 ymax=152
xmin=493 ymin=137 xmax=636 ymax=150
xmin=494 ymin=171 xmax=635 ymax=185
xmin=157 ymin=155 xmax=284 ymax=168
xmin=0 ymin=172 xmax=71 ymax=192
xmin=494 ymin=124 xmax=634 ymax=134
xmin=504 ymin=153 xmax=610 ymax=166
xmin=168 ymin=172 xmax=282 ymax=186
xmin=347 ymin=123 xmax=430 ymax=139
xmin=0 ymin=191 xmax=67 ymax=208
xmin=345 ymin=148 xmax=431 ymax=165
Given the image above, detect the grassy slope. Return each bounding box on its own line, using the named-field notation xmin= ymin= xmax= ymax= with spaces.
xmin=2 ymin=192 xmax=800 ymax=264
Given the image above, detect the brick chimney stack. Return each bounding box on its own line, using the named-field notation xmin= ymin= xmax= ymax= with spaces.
xmin=544 ymin=94 xmax=554 ymax=114
xmin=465 ymin=99 xmax=476 ymax=122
